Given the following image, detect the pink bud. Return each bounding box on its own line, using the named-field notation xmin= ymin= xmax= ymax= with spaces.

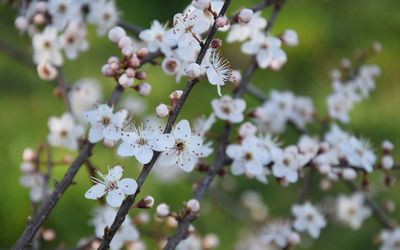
xmin=137 ymin=196 xmax=155 ymax=208
xmin=156 ymin=103 xmax=170 ymax=118
xmin=122 ymin=45 xmax=134 ymax=57
xmin=203 ymin=234 xmax=219 ymax=249
xmin=108 ymin=26 xmax=126 ymax=43
xmin=23 ymin=148 xmax=36 ymax=162
xmin=238 ymin=8 xmax=253 ymax=24
xmin=136 ymin=82 xmax=152 ymax=96
xmin=215 ymin=16 xmax=228 ymax=28
xmin=238 ymin=122 xmax=257 ymax=138
xmin=129 ymin=56 xmax=141 ymax=68
xmin=33 ymin=13 xmax=46 ymax=25
xmin=186 ymin=199 xmax=200 ymax=213
xmin=135 ymin=71 xmax=147 ymax=80
xmin=156 ymin=203 xmax=170 ymax=218
xmin=191 ymin=0 xmax=211 ymax=9
xmin=381 ymin=155 xmax=394 ymax=170
xmin=37 ymin=62 xmax=58 ymax=81
xmin=118 ymin=36 xmax=132 ymax=49
xmin=136 ymin=47 xmax=149 ymax=58
xmin=125 ymin=68 xmax=135 ymax=78
xmin=118 ymin=74 xmax=134 ymax=87
xmin=169 ymin=90 xmax=183 ymax=100
xmin=103 ymin=139 xmax=115 ymax=148
xmin=15 ymin=16 xmax=28 ymax=31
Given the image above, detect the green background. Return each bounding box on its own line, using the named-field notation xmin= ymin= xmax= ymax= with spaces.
xmin=0 ymin=0 xmax=399 ymax=249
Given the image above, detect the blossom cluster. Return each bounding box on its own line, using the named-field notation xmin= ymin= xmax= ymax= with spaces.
xmin=15 ymin=0 xmax=119 ymax=80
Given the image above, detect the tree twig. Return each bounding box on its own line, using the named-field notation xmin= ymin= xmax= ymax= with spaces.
xmin=97 ymin=1 xmax=234 ymax=249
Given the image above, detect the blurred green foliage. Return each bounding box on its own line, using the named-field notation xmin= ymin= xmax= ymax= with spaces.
xmin=0 ymin=0 xmax=399 ymax=249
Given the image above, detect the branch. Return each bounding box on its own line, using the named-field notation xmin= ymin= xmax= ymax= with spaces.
xmin=0 ymin=38 xmax=33 ymax=68
xmin=117 ymin=19 xmax=145 ymax=35
xmin=163 ymin=1 xmax=286 ymax=248
xmin=97 ymin=1 xmax=234 ymax=249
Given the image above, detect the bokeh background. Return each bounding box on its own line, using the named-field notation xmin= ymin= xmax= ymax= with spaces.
xmin=0 ymin=0 xmax=399 ymax=249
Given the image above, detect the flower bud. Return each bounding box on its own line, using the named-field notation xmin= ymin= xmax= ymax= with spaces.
xmin=23 ymin=148 xmax=36 ymax=162
xmin=135 ymin=71 xmax=147 ymax=80
xmin=215 ymin=16 xmax=228 ymax=28
xmin=169 ymin=90 xmax=183 ymax=100
xmin=118 ymin=36 xmax=132 ymax=49
xmin=136 ymin=47 xmax=149 ymax=58
xmin=136 ymin=82 xmax=152 ymax=96
xmin=371 ymin=41 xmax=382 ymax=54
xmin=137 ymin=196 xmax=155 ymax=209
xmin=101 ymin=64 xmax=113 ymax=77
xmin=238 ymin=8 xmax=253 ymax=24
xmin=129 ymin=56 xmax=141 ymax=68
xmin=288 ymin=232 xmax=301 ymax=245
xmin=118 ymin=73 xmax=134 ymax=87
xmin=15 ymin=16 xmax=28 ymax=31
xmin=186 ymin=199 xmax=200 ymax=213
xmin=238 ymin=122 xmax=257 ymax=138
xmin=108 ymin=26 xmax=126 ymax=43
xmin=381 ymin=155 xmax=394 ymax=170
xmin=382 ymin=140 xmax=394 ymax=152
xmin=156 ymin=203 xmax=170 ymax=218
xmin=122 ymin=45 xmax=134 ymax=57
xmin=33 ymin=13 xmax=46 ymax=25
xmin=37 ymin=62 xmax=58 ymax=81
xmin=320 ymin=178 xmax=332 ymax=191
xmin=210 ymin=39 xmax=222 ymax=49
xmin=41 ymin=229 xmax=56 ymax=241
xmin=166 ymin=216 xmax=178 ymax=228
xmin=318 ymin=164 xmax=331 ymax=175
xmin=203 ymin=234 xmax=219 ymax=249
xmin=229 ymin=70 xmax=241 ymax=85
xmin=191 ymin=0 xmax=211 ymax=9
xmin=125 ymin=68 xmax=136 ymax=78
xmin=342 ymin=168 xmax=357 ymax=180
xmin=156 ymin=103 xmax=170 ymax=118
xmin=281 ymin=29 xmax=299 ymax=47
xmin=103 ymin=139 xmax=115 ymax=148
xmin=185 ymin=63 xmax=202 ymax=78
xmin=136 ymin=211 xmax=150 ymax=224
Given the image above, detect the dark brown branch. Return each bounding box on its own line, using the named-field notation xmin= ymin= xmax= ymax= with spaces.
xmin=97 ymin=1 xmax=234 ymax=249
xmin=345 ymin=180 xmax=397 ymax=229
xmin=117 ymin=20 xmax=145 ymax=35
xmin=0 ymin=39 xmax=33 ymax=68
xmin=163 ymin=1 xmax=286 ymax=247
xmin=55 ymin=68 xmax=72 ymax=112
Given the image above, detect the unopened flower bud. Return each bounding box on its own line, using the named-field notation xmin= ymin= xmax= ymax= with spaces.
xmin=238 ymin=8 xmax=253 ymax=24
xmin=37 ymin=62 xmax=58 ymax=81
xmin=191 ymin=0 xmax=211 ymax=9
xmin=318 ymin=164 xmax=331 ymax=175
xmin=136 ymin=82 xmax=152 ymax=96
xmin=288 ymin=232 xmax=301 ymax=245
xmin=108 ymin=26 xmax=126 ymax=43
xmin=129 ymin=56 xmax=141 ymax=68
xmin=118 ymin=36 xmax=132 ymax=49
xmin=101 ymin=64 xmax=113 ymax=77
xmin=107 ymin=56 xmax=119 ymax=64
xmin=215 ymin=16 xmax=228 ymax=28
xmin=203 ymin=234 xmax=219 ymax=249
xmin=169 ymin=90 xmax=183 ymax=100
xmin=382 ymin=140 xmax=394 ymax=152
xmin=229 ymin=70 xmax=241 ymax=85
xmin=122 ymin=45 xmax=134 ymax=57
xmin=238 ymin=122 xmax=257 ymax=138
xmin=103 ymin=139 xmax=115 ymax=148
xmin=342 ymin=168 xmax=357 ymax=180
xmin=35 ymin=1 xmax=47 ymax=12
xmin=320 ymin=178 xmax=332 ymax=191
xmin=137 ymin=196 xmax=155 ymax=209
xmin=186 ymin=199 xmax=200 ymax=213
xmin=166 ymin=216 xmax=178 ymax=228
xmin=185 ymin=63 xmax=202 ymax=78
xmin=136 ymin=47 xmax=149 ymax=58
xmin=23 ymin=148 xmax=36 ymax=162
xmin=381 ymin=155 xmax=394 ymax=170
xmin=156 ymin=203 xmax=170 ymax=218
xmin=15 ymin=16 xmax=28 ymax=31
xmin=41 ymin=229 xmax=56 ymax=241
xmin=210 ymin=39 xmax=222 ymax=49
xmin=371 ymin=41 xmax=382 ymax=54
xmin=125 ymin=68 xmax=135 ymax=78
xmin=118 ymin=73 xmax=134 ymax=87
xmin=135 ymin=71 xmax=147 ymax=80
xmin=156 ymin=103 xmax=170 ymax=118
xmin=136 ymin=211 xmax=150 ymax=224
xmin=33 ymin=13 xmax=46 ymax=25
xmin=281 ymin=29 xmax=299 ymax=47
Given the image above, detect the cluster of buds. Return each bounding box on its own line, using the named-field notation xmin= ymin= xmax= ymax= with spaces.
xmin=102 ymin=26 xmax=151 ymax=94
xmin=15 ymin=1 xmax=49 ymax=32
xmin=155 ymin=89 xmax=185 ymax=118
xmin=380 ymin=140 xmax=396 ymax=187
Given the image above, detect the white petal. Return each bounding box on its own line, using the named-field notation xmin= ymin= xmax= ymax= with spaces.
xmin=152 ymin=133 xmax=175 ymax=151
xmin=207 ymin=66 xmax=225 ymax=86
xmin=117 ymin=142 xmax=136 ymax=157
xmin=231 ymin=160 xmax=245 ymax=175
xmin=256 ymin=49 xmax=272 ymax=69
xmin=106 ymin=165 xmax=123 ymax=181
xmin=88 ymin=126 xmax=104 ymax=143
xmin=174 ymin=120 xmax=192 ymax=140
xmin=84 ymin=184 xmax=106 ymax=199
xmin=118 ymin=178 xmax=138 ymax=195
xmin=106 ymin=189 xmax=125 ymax=207
xmin=159 ymin=150 xmax=178 ymax=167
xmin=135 ymin=146 xmax=154 ymax=164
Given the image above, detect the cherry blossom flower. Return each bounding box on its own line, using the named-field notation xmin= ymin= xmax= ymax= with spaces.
xmin=158 ymin=119 xmax=204 ymax=172
xmin=47 ymin=0 xmax=81 ymax=31
xmin=85 ymin=104 xmax=127 ymax=143
xmin=338 ymin=136 xmax=376 ymax=172
xmin=272 ymin=146 xmax=307 ymax=184
xmin=205 ymin=50 xmax=231 ymax=95
xmin=60 ymin=22 xmax=89 ymax=59
xmin=117 ymin=123 xmax=164 ymax=164
xmin=292 ymin=202 xmax=326 ymax=238
xmin=139 ymin=20 xmax=174 ymax=55
xmin=87 ymin=0 xmax=118 ymax=35
xmin=211 ymin=95 xmax=246 ymax=123
xmin=378 ymin=227 xmax=400 ymax=250
xmin=68 ymin=78 xmax=102 ymax=123
xmin=227 ymin=137 xmax=269 ymax=177
xmin=227 ymin=12 xmax=267 ymax=43
xmin=47 ymin=112 xmax=84 ymax=151
xmin=19 ymin=170 xmax=45 ymax=202
xmin=90 ymin=205 xmax=139 ymax=250
xmin=32 ymin=26 xmax=63 ymax=66
xmin=260 ymin=220 xmax=300 ymax=248
xmin=336 ymin=192 xmax=372 ymax=230
xmin=85 ymin=166 xmax=138 ymax=207
xmin=242 ymin=34 xmax=287 ymax=69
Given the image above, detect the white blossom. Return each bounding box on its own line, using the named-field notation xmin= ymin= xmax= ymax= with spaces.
xmin=336 ymin=192 xmax=372 ymax=230
xmin=32 ymin=26 xmax=63 ymax=66
xmin=379 ymin=227 xmax=400 ymax=250
xmin=211 ymin=95 xmax=246 ymax=123
xmin=85 ymin=166 xmax=138 ymax=207
xmin=85 ymin=104 xmax=127 ymax=143
xmin=60 ymin=22 xmax=88 ymax=59
xmin=272 ymin=146 xmax=307 ymax=184
xmin=292 ymin=202 xmax=326 ymax=238
xmin=47 ymin=112 xmax=84 ymax=150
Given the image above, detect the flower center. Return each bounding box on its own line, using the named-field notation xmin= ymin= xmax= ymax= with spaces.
xmin=104 ymin=180 xmax=118 ymax=192
xmin=59 ymin=130 xmax=68 ymax=137
xmin=175 ymin=140 xmax=186 ymax=152
xmin=58 ymin=4 xmax=67 ymax=14
xmin=101 ymin=116 xmax=111 ymax=126
xmin=244 ymin=152 xmax=253 ymax=161
xmin=136 ymin=137 xmax=148 ymax=146
xmin=306 ymin=214 xmax=314 ymax=222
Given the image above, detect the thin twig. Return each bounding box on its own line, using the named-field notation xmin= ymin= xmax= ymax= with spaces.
xmin=163 ymin=1 xmax=286 ymax=248
xmin=97 ymin=1 xmax=234 ymax=249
